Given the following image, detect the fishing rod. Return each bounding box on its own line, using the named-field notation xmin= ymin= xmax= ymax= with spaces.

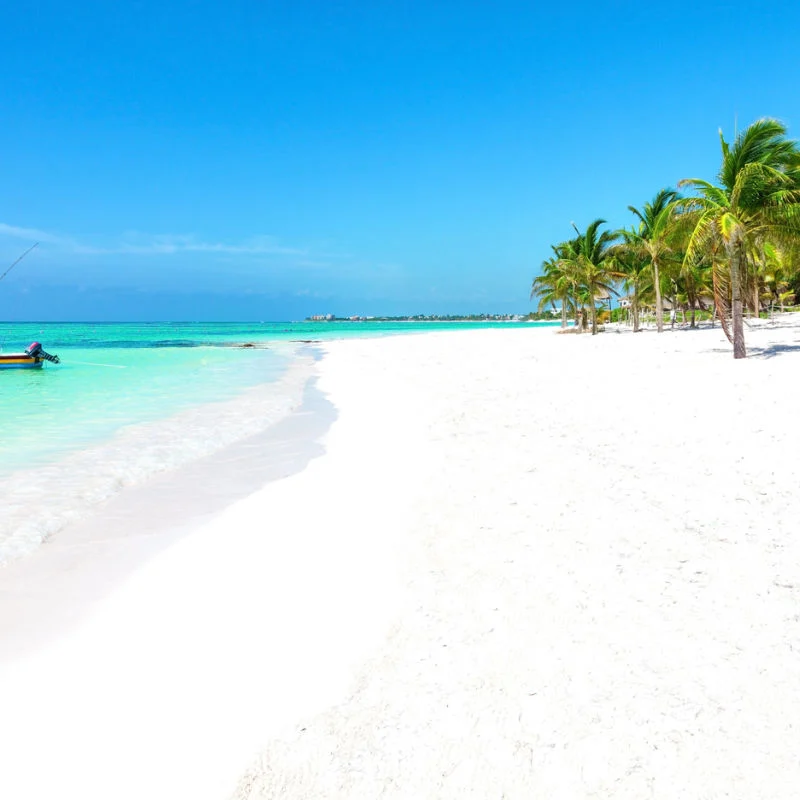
xmin=0 ymin=242 xmax=39 ymax=282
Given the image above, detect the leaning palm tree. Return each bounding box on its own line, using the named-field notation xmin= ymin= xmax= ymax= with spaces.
xmin=678 ymin=118 xmax=800 ymax=358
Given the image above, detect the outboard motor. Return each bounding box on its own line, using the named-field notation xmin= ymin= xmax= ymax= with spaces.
xmin=25 ymin=341 xmax=60 ymax=364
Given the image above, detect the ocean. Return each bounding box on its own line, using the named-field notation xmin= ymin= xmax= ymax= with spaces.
xmin=0 ymin=320 xmax=558 ymax=563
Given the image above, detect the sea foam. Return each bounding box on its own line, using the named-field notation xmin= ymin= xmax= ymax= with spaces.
xmin=0 ymin=352 xmax=315 ymax=566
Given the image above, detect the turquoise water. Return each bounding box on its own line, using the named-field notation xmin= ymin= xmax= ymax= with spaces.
xmin=0 ymin=320 xmax=559 ymax=471
xmin=0 ymin=323 xmax=295 ymax=475
xmin=0 ymin=319 xmax=556 ymax=563
xmin=1 ymin=320 xmax=556 ymax=471
xmin=1 ymin=319 xmax=559 ymax=472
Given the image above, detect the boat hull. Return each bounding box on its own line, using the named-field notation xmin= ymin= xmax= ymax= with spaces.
xmin=0 ymin=354 xmax=44 ymax=370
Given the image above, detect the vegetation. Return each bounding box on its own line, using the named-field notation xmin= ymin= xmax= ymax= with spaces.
xmin=531 ymin=118 xmax=800 ymax=358
xmin=307 ymin=314 xmax=529 ymax=322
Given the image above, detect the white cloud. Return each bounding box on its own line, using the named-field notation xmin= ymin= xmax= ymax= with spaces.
xmin=0 ymin=223 xmax=75 ymax=246
xmin=0 ymin=222 xmax=396 ymax=295
xmin=0 ymin=223 xmax=308 ymax=259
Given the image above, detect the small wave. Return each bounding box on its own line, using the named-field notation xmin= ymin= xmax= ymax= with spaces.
xmin=0 ymin=355 xmax=315 ymax=566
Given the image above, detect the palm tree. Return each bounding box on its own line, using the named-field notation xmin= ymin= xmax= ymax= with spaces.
xmin=530 ymin=254 xmax=572 ymax=328
xmin=677 ymin=254 xmax=713 ymax=328
xmin=760 ymin=242 xmax=792 ymax=314
xmin=678 ymin=118 xmax=800 ymax=358
xmin=667 ymin=204 xmax=712 ymax=328
xmin=612 ymin=228 xmax=654 ymax=332
xmin=566 ymin=219 xmax=620 ymax=335
xmin=626 ymin=189 xmax=682 ymax=332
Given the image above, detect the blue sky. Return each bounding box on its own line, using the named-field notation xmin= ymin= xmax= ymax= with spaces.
xmin=1 ymin=1 xmax=798 ymax=320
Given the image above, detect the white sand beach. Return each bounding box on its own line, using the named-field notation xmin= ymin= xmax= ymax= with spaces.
xmin=3 ymin=319 xmax=800 ymax=799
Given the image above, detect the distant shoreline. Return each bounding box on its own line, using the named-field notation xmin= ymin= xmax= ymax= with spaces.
xmin=305 ymin=315 xmax=558 ymax=322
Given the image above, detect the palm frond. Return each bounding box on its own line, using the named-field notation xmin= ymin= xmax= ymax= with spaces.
xmin=677 ymin=179 xmax=730 ymax=208
xmin=719 ymin=118 xmax=796 ymax=191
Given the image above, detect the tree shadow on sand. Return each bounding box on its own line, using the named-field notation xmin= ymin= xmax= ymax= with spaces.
xmin=746 ymin=342 xmax=800 ymax=359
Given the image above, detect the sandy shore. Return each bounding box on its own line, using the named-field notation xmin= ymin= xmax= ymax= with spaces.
xmin=3 ymin=318 xmax=800 ymax=799
xmin=0 ymin=376 xmax=331 ymax=660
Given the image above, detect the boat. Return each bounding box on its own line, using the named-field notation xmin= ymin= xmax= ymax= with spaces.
xmin=0 ymin=342 xmax=60 ymax=370
xmin=1 ymin=249 xmax=59 ymax=371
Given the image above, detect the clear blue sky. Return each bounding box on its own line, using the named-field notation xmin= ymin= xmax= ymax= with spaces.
xmin=1 ymin=0 xmax=798 ymax=320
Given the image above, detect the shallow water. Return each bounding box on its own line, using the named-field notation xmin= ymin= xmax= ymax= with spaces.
xmin=0 ymin=320 xmax=557 ymax=563
xmin=0 ymin=323 xmax=298 ymax=475
xmin=0 ymin=320 xmax=556 ymax=473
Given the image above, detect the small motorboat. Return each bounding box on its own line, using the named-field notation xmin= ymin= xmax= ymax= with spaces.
xmin=0 ymin=341 xmax=60 ymax=370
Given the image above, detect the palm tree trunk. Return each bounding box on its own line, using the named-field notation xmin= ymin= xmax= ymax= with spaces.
xmin=632 ymin=291 xmax=640 ymax=332
xmin=590 ymin=301 xmax=597 ymax=335
xmin=753 ymin=282 xmax=760 ymax=320
xmin=560 ymin=301 xmax=567 ymax=329
xmin=654 ymin=259 xmax=664 ymax=333
xmin=687 ymin=283 xmax=697 ymax=328
xmin=731 ymin=240 xmax=747 ymax=359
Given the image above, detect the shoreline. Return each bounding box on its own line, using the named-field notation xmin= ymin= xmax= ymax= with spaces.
xmin=1 ymin=321 xmax=800 ymax=798
xmin=0 ymin=366 xmax=335 ymax=661
xmin=0 ymin=346 xmax=315 ymax=567
xmin=0 ymin=330 xmax=434 ymax=800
